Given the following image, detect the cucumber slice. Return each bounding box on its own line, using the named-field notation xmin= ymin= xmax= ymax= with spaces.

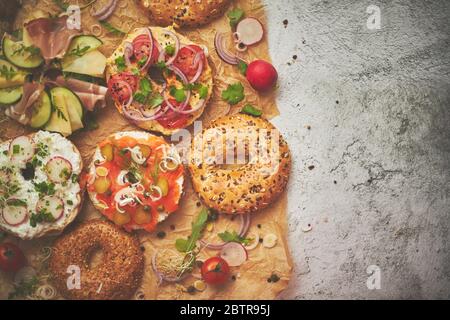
xmin=0 ymin=59 xmax=29 ymax=89
xmin=2 ymin=37 xmax=44 ymax=69
xmin=62 ymin=50 xmax=106 ymax=78
xmin=45 ymin=87 xmax=73 ymax=137
xmin=46 ymin=87 xmax=84 ymax=135
xmin=66 ymin=35 xmax=103 ymax=57
xmin=0 ymin=86 xmax=23 ymax=105
xmin=30 ymin=91 xmax=51 ymax=128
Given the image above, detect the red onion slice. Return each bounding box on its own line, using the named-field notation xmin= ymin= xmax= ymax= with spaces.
xmin=214 ymin=32 xmax=239 ymax=65
xmin=123 ymin=41 xmax=133 ymax=66
xmin=157 ymin=29 xmax=180 ymax=65
xmin=189 ymin=52 xmax=204 ymax=84
xmin=140 ymin=28 xmax=154 ymax=71
xmin=200 ymin=214 xmax=250 ymax=250
xmin=92 ymin=0 xmax=118 ymax=21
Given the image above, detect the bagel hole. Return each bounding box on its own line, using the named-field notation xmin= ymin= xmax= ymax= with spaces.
xmin=86 ymin=245 xmax=105 ymax=269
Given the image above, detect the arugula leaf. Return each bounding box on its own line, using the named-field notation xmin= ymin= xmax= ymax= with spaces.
xmin=238 ymin=60 xmax=248 ymax=75
xmin=115 ymin=56 xmax=126 ymax=72
xmin=169 ymin=86 xmax=187 ymax=103
xmin=218 ymin=230 xmax=252 ymax=245
xmin=221 ymin=82 xmax=245 ymax=105
xmin=100 ymin=21 xmax=126 ymax=36
xmin=227 ymin=8 xmax=245 ymax=28
xmin=175 ymin=208 xmax=209 ymax=252
xmin=241 ymin=104 xmax=262 ymax=117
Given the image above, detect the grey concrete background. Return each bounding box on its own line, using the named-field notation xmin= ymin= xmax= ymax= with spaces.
xmin=264 ymin=0 xmax=450 ymax=299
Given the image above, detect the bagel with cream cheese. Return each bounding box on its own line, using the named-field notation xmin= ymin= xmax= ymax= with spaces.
xmin=0 ymin=131 xmax=84 ymax=239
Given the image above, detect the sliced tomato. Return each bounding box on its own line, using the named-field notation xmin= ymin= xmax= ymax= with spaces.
xmin=133 ymin=34 xmax=159 ymax=66
xmin=157 ymin=100 xmax=191 ymax=129
xmin=172 ymin=45 xmax=205 ymax=79
xmin=108 ymin=72 xmax=138 ymax=104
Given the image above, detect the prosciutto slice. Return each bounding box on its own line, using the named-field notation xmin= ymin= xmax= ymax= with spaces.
xmin=53 ymin=76 xmax=108 ymax=111
xmin=24 ymin=16 xmax=81 ymax=62
xmin=5 ymin=82 xmax=44 ymax=125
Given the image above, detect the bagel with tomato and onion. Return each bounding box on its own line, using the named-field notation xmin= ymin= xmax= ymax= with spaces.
xmin=138 ymin=0 xmax=232 ymax=27
xmin=86 ymin=131 xmax=184 ymax=233
xmin=0 ymin=131 xmax=84 ymax=239
xmin=106 ymin=27 xmax=213 ymax=136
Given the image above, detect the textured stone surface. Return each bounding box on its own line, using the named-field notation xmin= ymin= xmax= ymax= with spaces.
xmin=265 ymin=0 xmax=450 ymax=299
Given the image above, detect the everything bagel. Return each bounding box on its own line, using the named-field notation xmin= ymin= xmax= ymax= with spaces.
xmin=49 ymin=220 xmax=144 ymax=300
xmin=188 ymin=114 xmax=291 ymax=214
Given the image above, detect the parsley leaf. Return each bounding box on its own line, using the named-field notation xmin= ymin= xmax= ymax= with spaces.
xmin=115 ymin=56 xmax=126 ymax=72
xmin=227 ymin=8 xmax=245 ymax=28
xmin=148 ymin=94 xmax=164 ymax=108
xmin=30 ymin=209 xmax=55 ymax=228
xmin=175 ymin=208 xmax=209 ymax=252
xmin=169 ymin=86 xmax=187 ymax=103
xmin=221 ymin=82 xmax=245 ymax=105
xmin=165 ymin=44 xmax=176 ymax=56
xmin=241 ymin=104 xmax=262 ymax=117
xmin=33 ymin=181 xmax=56 ymax=196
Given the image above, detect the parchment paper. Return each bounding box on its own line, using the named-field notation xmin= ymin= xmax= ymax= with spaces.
xmin=0 ymin=0 xmax=292 ymax=300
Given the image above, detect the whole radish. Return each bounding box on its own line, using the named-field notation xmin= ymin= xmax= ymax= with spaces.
xmin=246 ymin=60 xmax=278 ymax=92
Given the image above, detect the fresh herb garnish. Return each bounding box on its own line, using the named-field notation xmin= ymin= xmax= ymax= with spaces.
xmin=115 ymin=56 xmax=126 ymax=72
xmin=33 ymin=181 xmax=56 ymax=196
xmin=165 ymin=44 xmax=176 ymax=56
xmin=155 ymin=61 xmax=168 ymax=71
xmin=69 ymin=44 xmax=91 ymax=57
xmin=30 ymin=209 xmax=55 ymax=228
xmin=221 ymin=82 xmax=245 ymax=105
xmin=6 ymin=199 xmax=27 ymax=207
xmin=227 ymin=8 xmax=245 ymax=28
xmin=137 ymin=56 xmax=148 ymax=68
xmin=169 ymin=86 xmax=186 ymax=103
xmin=218 ymin=230 xmax=252 ymax=245
xmin=12 ymin=43 xmax=40 ymax=57
xmin=148 ymin=94 xmax=164 ymax=108
xmin=0 ymin=65 xmax=17 ymax=80
xmin=184 ymin=83 xmax=208 ymax=99
xmin=51 ymin=103 xmax=68 ymax=121
xmin=238 ymin=60 xmax=248 ymax=75
xmin=133 ymin=78 xmax=153 ymax=103
xmin=241 ymin=104 xmax=262 ymax=117
xmin=100 ymin=21 xmax=126 ymax=36
xmin=175 ymin=208 xmax=209 ymax=253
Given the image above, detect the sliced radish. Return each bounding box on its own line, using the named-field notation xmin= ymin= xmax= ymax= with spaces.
xmin=2 ymin=204 xmax=28 ymax=226
xmin=36 ymin=196 xmax=64 ymax=221
xmin=220 ymin=242 xmax=248 ymax=267
xmin=45 ymin=157 xmax=73 ymax=183
xmin=262 ymin=233 xmax=278 ymax=248
xmin=9 ymin=136 xmax=35 ymax=163
xmin=235 ymin=17 xmax=264 ymax=46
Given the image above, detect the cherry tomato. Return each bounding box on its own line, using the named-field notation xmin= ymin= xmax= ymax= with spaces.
xmin=246 ymin=60 xmax=278 ymax=92
xmin=172 ymin=45 xmax=205 ymax=79
xmin=108 ymin=72 xmax=138 ymax=104
xmin=0 ymin=243 xmax=26 ymax=273
xmin=201 ymin=257 xmax=230 ymax=285
xmin=157 ymin=100 xmax=191 ymax=129
xmin=133 ymin=34 xmax=160 ymax=65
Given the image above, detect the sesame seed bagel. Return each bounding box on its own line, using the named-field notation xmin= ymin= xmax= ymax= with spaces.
xmin=188 ymin=114 xmax=291 ymax=214
xmin=49 ymin=219 xmax=144 ymax=300
xmin=139 ymin=0 xmax=232 ymax=28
